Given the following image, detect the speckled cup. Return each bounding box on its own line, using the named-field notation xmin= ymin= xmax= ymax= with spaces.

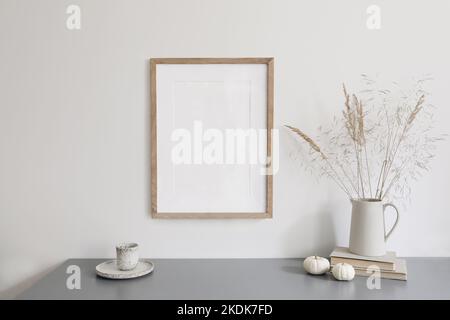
xmin=116 ymin=243 xmax=139 ymax=271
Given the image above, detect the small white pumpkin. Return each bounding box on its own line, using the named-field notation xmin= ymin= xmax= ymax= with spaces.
xmin=303 ymin=256 xmax=330 ymax=275
xmin=332 ymin=263 xmax=355 ymax=281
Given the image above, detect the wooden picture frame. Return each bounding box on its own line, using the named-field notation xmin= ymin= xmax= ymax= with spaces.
xmin=150 ymin=58 xmax=274 ymax=219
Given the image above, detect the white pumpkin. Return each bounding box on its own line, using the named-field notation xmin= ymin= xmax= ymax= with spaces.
xmin=332 ymin=263 xmax=355 ymax=281
xmin=303 ymin=256 xmax=330 ymax=275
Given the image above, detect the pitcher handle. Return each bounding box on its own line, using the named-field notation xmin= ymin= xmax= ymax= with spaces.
xmin=383 ymin=203 xmax=400 ymax=240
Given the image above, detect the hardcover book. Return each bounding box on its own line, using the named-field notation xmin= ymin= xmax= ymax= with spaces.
xmin=351 ymin=258 xmax=407 ymax=281
xmin=330 ymin=246 xmax=396 ymax=271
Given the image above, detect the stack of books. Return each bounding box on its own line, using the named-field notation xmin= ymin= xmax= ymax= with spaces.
xmin=330 ymin=247 xmax=407 ymax=281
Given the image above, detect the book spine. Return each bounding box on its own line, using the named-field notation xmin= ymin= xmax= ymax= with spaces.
xmin=353 ymin=270 xmax=406 ymax=281
xmin=331 ymin=263 xmax=393 ymax=273
xmin=330 ymin=258 xmax=394 ymax=271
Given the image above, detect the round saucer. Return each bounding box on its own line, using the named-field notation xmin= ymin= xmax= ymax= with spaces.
xmin=96 ymin=259 xmax=154 ymax=279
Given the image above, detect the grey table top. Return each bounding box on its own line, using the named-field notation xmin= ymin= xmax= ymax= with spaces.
xmin=18 ymin=258 xmax=450 ymax=300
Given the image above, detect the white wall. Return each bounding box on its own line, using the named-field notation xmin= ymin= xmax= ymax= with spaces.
xmin=1 ymin=0 xmax=450 ymax=298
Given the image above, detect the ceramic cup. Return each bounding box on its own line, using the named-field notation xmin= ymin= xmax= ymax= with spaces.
xmin=116 ymin=243 xmax=139 ymax=271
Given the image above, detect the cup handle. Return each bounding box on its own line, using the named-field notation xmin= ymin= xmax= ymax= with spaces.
xmin=383 ymin=203 xmax=400 ymax=240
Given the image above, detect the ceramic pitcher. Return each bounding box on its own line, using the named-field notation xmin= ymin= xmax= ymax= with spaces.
xmin=349 ymin=198 xmax=400 ymax=257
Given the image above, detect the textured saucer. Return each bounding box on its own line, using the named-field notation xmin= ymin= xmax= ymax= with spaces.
xmin=96 ymin=259 xmax=154 ymax=279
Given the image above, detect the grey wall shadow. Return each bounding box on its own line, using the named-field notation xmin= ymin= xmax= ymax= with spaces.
xmin=280 ymin=207 xmax=337 ymax=282
xmin=145 ymin=58 xmax=152 ymax=218
xmin=0 ymin=262 xmax=62 ymax=299
xmin=280 ymin=127 xmax=338 ymax=259
xmin=285 ymin=208 xmax=337 ymax=258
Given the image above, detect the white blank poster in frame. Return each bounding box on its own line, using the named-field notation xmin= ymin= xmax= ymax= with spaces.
xmin=151 ymin=58 xmax=274 ymax=219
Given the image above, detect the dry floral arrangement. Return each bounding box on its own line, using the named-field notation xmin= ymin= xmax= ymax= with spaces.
xmin=286 ymin=76 xmax=444 ymax=203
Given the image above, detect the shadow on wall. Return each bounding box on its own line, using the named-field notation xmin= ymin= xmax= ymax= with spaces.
xmin=146 ymin=58 xmax=152 ymax=218
xmin=280 ymin=127 xmax=339 ymax=258
xmin=283 ymin=207 xmax=337 ymax=258
xmin=0 ymin=262 xmax=62 ymax=299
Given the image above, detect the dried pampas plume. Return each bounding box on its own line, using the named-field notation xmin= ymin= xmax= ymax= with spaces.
xmin=286 ymin=76 xmax=443 ymax=203
xmin=285 ymin=125 xmax=324 ymax=156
